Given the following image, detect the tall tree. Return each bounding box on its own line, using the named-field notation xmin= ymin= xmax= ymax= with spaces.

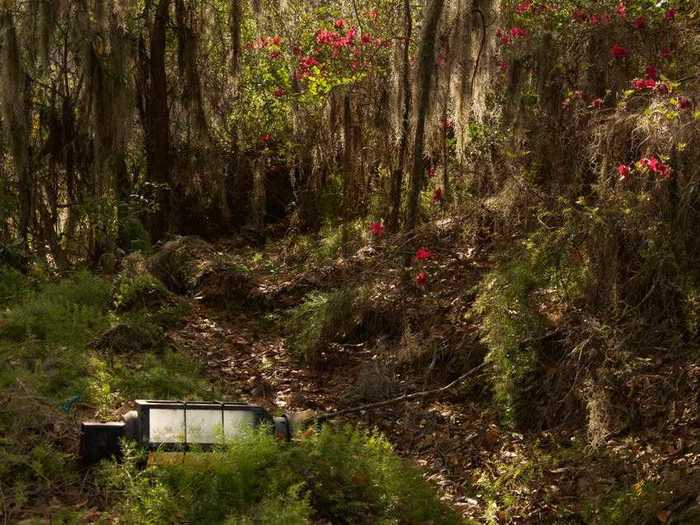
xmin=388 ymin=0 xmax=412 ymax=231
xmin=0 ymin=9 xmax=32 ymax=248
xmin=405 ymin=0 xmax=444 ymax=233
xmin=145 ymin=0 xmax=172 ymax=241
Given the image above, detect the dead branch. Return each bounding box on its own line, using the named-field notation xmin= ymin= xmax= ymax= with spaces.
xmin=314 ymin=361 xmax=489 ymax=422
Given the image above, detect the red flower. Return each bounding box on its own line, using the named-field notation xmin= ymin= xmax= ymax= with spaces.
xmin=369 ymin=221 xmax=384 ymax=237
xmin=617 ymin=164 xmax=631 ymax=180
xmin=259 ymin=134 xmax=272 ymax=143
xmin=660 ymin=47 xmax=673 ymax=59
xmin=632 ymin=15 xmax=646 ymax=30
xmin=665 ymin=8 xmax=677 ymax=21
xmin=515 ymin=1 xmax=532 ymax=14
xmin=640 ymin=156 xmax=672 ymax=179
xmin=510 ymin=27 xmax=528 ymax=38
xmin=677 ymin=96 xmax=691 ymax=110
xmin=334 ymin=18 xmax=345 ymax=29
xmin=415 ymin=271 xmax=429 ymax=286
xmin=361 ymin=34 xmax=372 ymax=45
xmin=498 ymin=60 xmax=510 ymax=72
xmin=427 ymin=166 xmax=437 ymax=178
xmin=590 ymin=98 xmax=604 ymax=109
xmin=631 ymin=78 xmax=656 ymax=90
xmin=432 ymin=188 xmax=444 ymax=203
xmin=496 ymin=28 xmax=512 ymax=45
xmin=644 ymin=65 xmax=658 ymax=80
xmin=415 ymin=247 xmax=432 ymax=261
xmin=610 ymin=43 xmax=629 ymax=59
xmin=616 ymin=2 xmax=626 ymax=19
xmin=439 ymin=116 xmax=454 ymax=130
xmin=273 ymin=87 xmax=286 ymax=97
xmin=272 ymin=35 xmax=282 ymax=46
xmin=590 ymin=14 xmax=600 ymax=25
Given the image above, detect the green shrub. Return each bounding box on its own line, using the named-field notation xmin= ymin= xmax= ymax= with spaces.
xmin=0 ymin=264 xmax=28 ymax=306
xmin=0 ymin=270 xmax=111 ymax=346
xmin=103 ymin=426 xmax=462 ymax=525
xmin=287 ymin=287 xmax=366 ymax=364
xmin=115 ymin=272 xmax=173 ymax=311
xmin=473 ymin=255 xmax=546 ymax=429
xmin=113 ymin=350 xmax=215 ymax=401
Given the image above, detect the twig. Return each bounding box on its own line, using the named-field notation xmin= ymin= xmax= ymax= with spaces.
xmin=314 ymin=361 xmax=489 ymax=422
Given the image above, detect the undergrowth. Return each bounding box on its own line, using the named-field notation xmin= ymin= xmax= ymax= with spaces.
xmin=287 ymin=287 xmax=367 ymax=364
xmin=99 ymin=426 xmax=465 ymax=525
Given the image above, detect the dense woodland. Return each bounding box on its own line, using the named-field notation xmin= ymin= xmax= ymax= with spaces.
xmin=1 ymin=0 xmax=699 ymax=523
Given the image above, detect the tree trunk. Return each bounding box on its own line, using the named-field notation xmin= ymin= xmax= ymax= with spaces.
xmin=388 ymin=0 xmax=412 ymax=232
xmin=404 ymin=0 xmax=444 ymax=233
xmin=0 ymin=10 xmax=33 ymax=249
xmin=146 ymin=0 xmax=172 ymax=242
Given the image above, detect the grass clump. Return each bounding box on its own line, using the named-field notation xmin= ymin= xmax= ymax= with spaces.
xmin=102 ymin=426 xmax=463 ymax=525
xmin=287 ymin=287 xmax=366 ymax=364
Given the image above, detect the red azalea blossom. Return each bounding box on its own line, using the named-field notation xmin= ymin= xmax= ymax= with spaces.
xmin=273 ymin=87 xmax=286 ymax=97
xmin=498 ymin=60 xmax=510 ymax=72
xmin=361 ymin=34 xmax=372 ymax=45
xmin=369 ymin=221 xmax=384 ymax=237
xmin=334 ymin=18 xmax=345 ymax=29
xmin=415 ymin=247 xmax=432 ymax=261
xmin=440 ymin=116 xmax=454 ymax=130
xmin=432 ymin=188 xmax=444 ymax=203
xmin=269 ymin=51 xmax=281 ymax=60
xmin=272 ymin=35 xmax=282 ymax=46
xmin=660 ymin=47 xmax=673 ymax=59
xmin=510 ymin=27 xmax=528 ymax=38
xmin=616 ymin=2 xmax=626 ymax=19
xmin=590 ymin=14 xmax=600 ymax=25
xmin=665 ymin=8 xmax=677 ymax=21
xmin=515 ymin=1 xmax=532 ymax=14
xmin=677 ymin=96 xmax=691 ymax=110
xmin=617 ymin=164 xmax=631 ymax=180
xmin=416 ymin=271 xmax=429 ymax=286
xmin=640 ymin=156 xmax=672 ymax=179
xmin=428 ymin=166 xmax=437 ymax=178
xmin=259 ymin=134 xmax=272 ymax=143
xmin=632 ymin=15 xmax=646 ymax=30
xmin=496 ymin=28 xmax=512 ymax=45
xmin=644 ymin=65 xmax=658 ymax=80
xmin=590 ymin=98 xmax=604 ymax=109
xmin=610 ymin=43 xmax=629 ymax=59
xmin=631 ymin=78 xmax=656 ymax=90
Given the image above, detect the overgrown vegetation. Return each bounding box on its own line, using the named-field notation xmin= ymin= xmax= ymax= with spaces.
xmin=100 ymin=427 xmax=463 ymax=525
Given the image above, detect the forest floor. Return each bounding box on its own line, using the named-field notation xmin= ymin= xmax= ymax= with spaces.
xmin=2 ymin=220 xmax=699 ymax=524
xmin=157 ymin=222 xmax=699 ymax=524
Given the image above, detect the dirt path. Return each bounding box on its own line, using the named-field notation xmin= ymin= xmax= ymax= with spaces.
xmin=168 ymin=302 xmax=502 ymax=518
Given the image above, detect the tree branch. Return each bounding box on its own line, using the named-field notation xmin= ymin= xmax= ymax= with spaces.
xmin=314 ymin=361 xmax=488 ymax=422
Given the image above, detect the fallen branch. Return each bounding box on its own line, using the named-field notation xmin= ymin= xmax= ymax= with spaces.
xmin=314 ymin=361 xmax=489 ymax=423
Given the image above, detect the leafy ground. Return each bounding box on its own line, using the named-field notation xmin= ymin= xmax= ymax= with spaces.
xmin=1 ymin=222 xmax=699 ymax=524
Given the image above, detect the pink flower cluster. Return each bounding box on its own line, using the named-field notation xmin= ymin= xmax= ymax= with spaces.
xmin=618 ymin=155 xmax=672 ymax=181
